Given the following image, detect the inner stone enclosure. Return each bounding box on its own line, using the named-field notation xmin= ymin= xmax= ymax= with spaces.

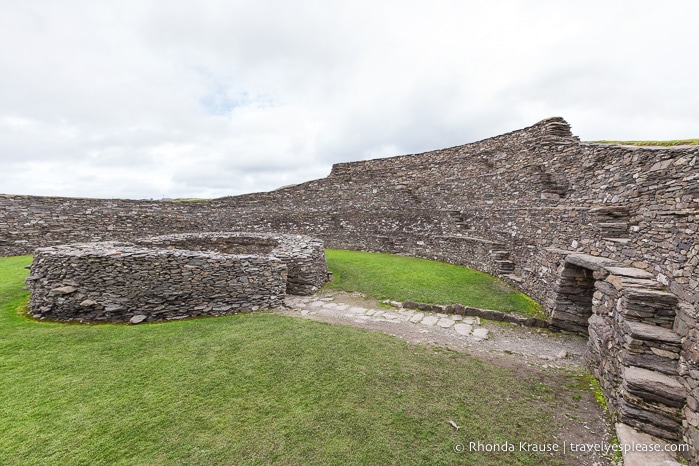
xmin=27 ymin=232 xmax=328 ymax=323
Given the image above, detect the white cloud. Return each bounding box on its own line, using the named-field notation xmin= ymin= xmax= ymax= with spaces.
xmin=1 ymin=0 xmax=698 ymax=198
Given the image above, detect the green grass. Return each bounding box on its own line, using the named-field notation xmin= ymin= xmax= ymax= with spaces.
xmin=593 ymin=139 xmax=699 ymax=147
xmin=325 ymin=249 xmax=544 ymax=318
xmin=168 ymin=198 xmax=211 ymax=203
xmin=0 ymin=255 xmax=593 ymax=465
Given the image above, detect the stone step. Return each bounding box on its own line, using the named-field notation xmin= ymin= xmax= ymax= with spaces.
xmin=622 ymin=288 xmax=679 ymax=306
xmin=503 ymin=274 xmax=522 ymax=283
xmin=622 ymin=366 xmax=685 ymax=408
xmin=603 ymin=237 xmax=631 ymax=244
xmin=588 ymin=206 xmax=630 ymax=221
xmin=620 ymin=350 xmax=679 ymax=376
xmin=622 ymin=321 xmax=681 ymax=345
xmin=597 ymin=222 xmax=630 ymax=237
xmin=605 ymin=267 xmax=654 ymax=279
xmin=491 ymin=250 xmax=510 ymax=259
xmin=495 ymin=260 xmax=515 ymax=272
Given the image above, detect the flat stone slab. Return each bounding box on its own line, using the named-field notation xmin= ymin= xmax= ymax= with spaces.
xmin=616 ymin=423 xmax=682 ymax=466
xmin=409 ymin=313 xmax=424 ymax=323
xmin=622 ymin=287 xmax=678 ymax=305
xmin=566 ymin=253 xmax=624 ymax=271
xmin=472 ymin=328 xmax=489 ymax=340
xmin=437 ymin=318 xmax=455 ymax=328
xmin=623 ymin=321 xmax=681 ymax=344
xmin=606 ymin=267 xmax=655 ymax=279
xmin=623 ymin=366 xmax=685 ymax=402
xmin=454 ymin=323 xmax=473 ymax=336
xmin=421 ymin=315 xmax=438 ymax=326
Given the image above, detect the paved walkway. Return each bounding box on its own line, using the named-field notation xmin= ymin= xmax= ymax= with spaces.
xmin=278 ymin=291 xmax=588 ymax=368
xmin=285 ymin=294 xmax=491 ymax=339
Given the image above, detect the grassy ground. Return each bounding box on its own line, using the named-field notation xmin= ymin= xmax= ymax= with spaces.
xmin=593 ymin=139 xmax=699 ymax=147
xmin=325 ymin=249 xmax=543 ymax=317
xmin=0 ymin=255 xmax=595 ymax=465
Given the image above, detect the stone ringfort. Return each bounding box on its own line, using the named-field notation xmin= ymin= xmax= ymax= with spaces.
xmin=2 ymin=117 xmax=698 ymax=463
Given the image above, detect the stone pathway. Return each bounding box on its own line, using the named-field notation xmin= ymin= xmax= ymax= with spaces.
xmin=277 ymin=291 xmax=588 ymax=369
xmin=286 ymin=294 xmax=492 ymax=340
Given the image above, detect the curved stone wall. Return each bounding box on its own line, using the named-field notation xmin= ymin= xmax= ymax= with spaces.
xmin=135 ymin=232 xmax=329 ymax=295
xmin=26 ymin=232 xmax=328 ymax=323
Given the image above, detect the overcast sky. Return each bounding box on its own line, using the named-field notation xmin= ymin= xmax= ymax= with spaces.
xmin=1 ymin=1 xmax=698 ymax=199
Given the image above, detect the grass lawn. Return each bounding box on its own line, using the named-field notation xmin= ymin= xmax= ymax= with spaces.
xmin=324 ymin=249 xmax=543 ymax=317
xmin=1 ymin=255 xmax=594 ymax=465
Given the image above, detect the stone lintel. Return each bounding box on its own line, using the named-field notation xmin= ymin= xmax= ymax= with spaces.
xmin=565 ymin=253 xmax=624 ymax=271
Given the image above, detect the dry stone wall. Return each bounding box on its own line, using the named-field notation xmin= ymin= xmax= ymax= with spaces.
xmin=2 ymin=117 xmax=698 ymax=462
xmin=27 ymin=242 xmax=288 ymax=323
xmin=135 ymin=232 xmax=328 ymax=295
xmin=26 ymin=232 xmax=328 ymax=323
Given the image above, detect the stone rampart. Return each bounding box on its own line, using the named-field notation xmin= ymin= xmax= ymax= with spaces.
xmin=3 ymin=117 xmax=698 ymax=462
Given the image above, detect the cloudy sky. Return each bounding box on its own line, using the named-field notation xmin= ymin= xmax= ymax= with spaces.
xmin=1 ymin=1 xmax=698 ymax=199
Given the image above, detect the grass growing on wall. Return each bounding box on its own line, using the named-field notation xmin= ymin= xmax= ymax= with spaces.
xmin=324 ymin=249 xmax=544 ymax=318
xmin=592 ymin=139 xmax=699 ymax=147
xmin=0 ymin=255 xmax=589 ymax=465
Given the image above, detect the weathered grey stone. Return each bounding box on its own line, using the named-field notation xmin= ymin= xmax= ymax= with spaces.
xmin=50 ymin=286 xmax=77 ymax=295
xmin=616 ymin=423 xmax=683 ymax=466
xmin=130 ymin=315 xmax=147 ymax=324
xmin=605 ymin=267 xmax=655 ymax=279
xmin=437 ymin=318 xmax=454 ymax=328
xmin=421 ymin=315 xmax=438 ymax=326
xmin=623 ymin=366 xmax=685 ymax=405
xmin=565 ymin=253 xmax=623 ymax=271
xmin=623 ymin=321 xmax=682 ymax=345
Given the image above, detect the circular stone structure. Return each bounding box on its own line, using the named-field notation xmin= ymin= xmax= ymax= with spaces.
xmin=26 ymin=232 xmax=328 ymax=323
